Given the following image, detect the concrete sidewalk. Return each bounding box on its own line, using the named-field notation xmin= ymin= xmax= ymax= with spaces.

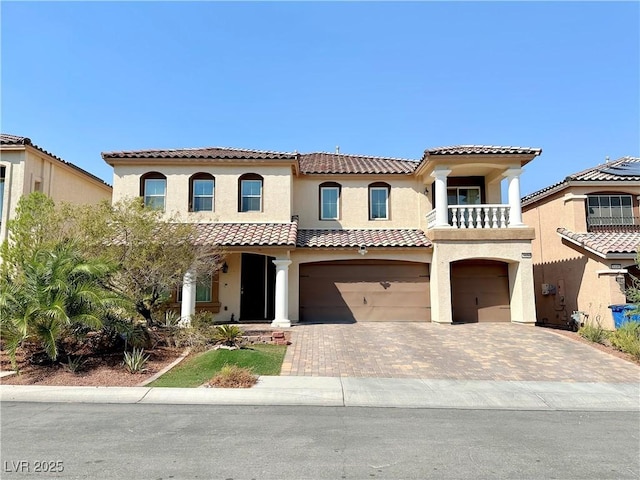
xmin=1 ymin=377 xmax=638 ymax=411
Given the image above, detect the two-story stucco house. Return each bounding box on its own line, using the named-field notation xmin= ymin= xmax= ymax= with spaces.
xmin=522 ymin=156 xmax=640 ymax=330
xmin=0 ymin=134 xmax=113 ymax=244
xmin=103 ymin=144 xmax=541 ymax=327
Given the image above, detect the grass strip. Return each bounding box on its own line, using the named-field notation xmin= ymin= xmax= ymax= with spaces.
xmin=148 ymin=344 xmax=286 ymax=388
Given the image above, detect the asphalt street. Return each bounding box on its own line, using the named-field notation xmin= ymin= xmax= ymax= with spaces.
xmin=1 ymin=403 xmax=638 ymax=479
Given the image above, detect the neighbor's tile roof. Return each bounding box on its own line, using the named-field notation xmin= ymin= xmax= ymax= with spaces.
xmin=194 ymin=220 xmax=298 ymax=247
xmin=1 ymin=133 xmax=111 ymax=187
xmin=425 ymin=145 xmax=543 ymax=156
xmin=298 ymin=152 xmax=418 ymax=175
xmin=522 ymin=156 xmax=640 ymax=206
xmin=297 ymin=229 xmax=432 ymax=248
xmin=102 ymin=146 xmax=297 ymax=161
xmin=557 ymin=228 xmax=640 ymax=257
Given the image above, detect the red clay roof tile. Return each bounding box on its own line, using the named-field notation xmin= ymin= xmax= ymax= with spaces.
xmin=297 ymin=229 xmax=432 ymax=248
xmin=557 ymin=227 xmax=640 ymax=257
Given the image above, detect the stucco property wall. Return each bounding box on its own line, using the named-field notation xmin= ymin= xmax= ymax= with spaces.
xmin=112 ymin=164 xmax=293 ymax=222
xmin=293 ymin=176 xmax=429 ymax=230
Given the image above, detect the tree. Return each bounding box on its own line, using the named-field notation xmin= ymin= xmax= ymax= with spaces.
xmin=0 ymin=242 xmax=119 ymax=366
xmin=69 ymin=197 xmax=224 ymax=325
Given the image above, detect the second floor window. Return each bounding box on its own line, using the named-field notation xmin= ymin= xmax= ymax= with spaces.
xmin=190 ymin=173 xmax=215 ymax=212
xmin=320 ymin=182 xmax=340 ymax=220
xmin=141 ymin=172 xmax=167 ymax=211
xmin=587 ymin=194 xmax=634 ymax=226
xmin=369 ymin=183 xmax=390 ymax=220
xmin=239 ymin=174 xmax=263 ymax=212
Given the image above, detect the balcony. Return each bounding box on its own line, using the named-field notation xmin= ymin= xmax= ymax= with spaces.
xmin=587 ymin=216 xmax=640 ymax=233
xmin=427 ymin=204 xmax=511 ymax=229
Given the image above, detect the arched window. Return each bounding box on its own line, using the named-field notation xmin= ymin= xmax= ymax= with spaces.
xmin=238 ymin=173 xmax=263 ymax=212
xmin=189 ymin=173 xmax=215 ymax=212
xmin=140 ymin=172 xmax=167 ymax=211
xmin=369 ymin=182 xmax=390 ymax=220
xmin=319 ymin=181 xmax=341 ymax=220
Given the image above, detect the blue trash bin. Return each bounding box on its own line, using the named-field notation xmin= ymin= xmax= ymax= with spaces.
xmin=608 ymin=304 xmax=640 ymax=329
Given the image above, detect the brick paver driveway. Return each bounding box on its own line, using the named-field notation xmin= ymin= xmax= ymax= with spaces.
xmin=280 ymin=322 xmax=640 ymax=382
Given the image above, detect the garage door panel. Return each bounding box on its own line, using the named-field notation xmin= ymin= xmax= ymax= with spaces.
xmin=451 ymin=260 xmax=510 ymax=323
xmin=299 ymin=261 xmax=430 ymax=322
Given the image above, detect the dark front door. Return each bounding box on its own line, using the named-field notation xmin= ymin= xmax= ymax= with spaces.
xmin=240 ymin=253 xmax=275 ymax=321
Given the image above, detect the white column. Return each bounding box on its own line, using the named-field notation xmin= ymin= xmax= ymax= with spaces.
xmin=431 ymin=168 xmax=452 ymax=227
xmin=180 ymin=269 xmax=196 ymax=326
xmin=271 ymin=259 xmax=292 ymax=328
xmin=505 ymin=167 xmax=524 ymax=227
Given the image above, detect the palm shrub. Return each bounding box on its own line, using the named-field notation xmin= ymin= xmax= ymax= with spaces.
xmin=213 ymin=324 xmax=244 ymax=347
xmin=0 ymin=243 xmax=120 ymax=368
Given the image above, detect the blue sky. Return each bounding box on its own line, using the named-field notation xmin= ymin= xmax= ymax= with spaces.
xmin=2 ymin=1 xmax=638 ymax=196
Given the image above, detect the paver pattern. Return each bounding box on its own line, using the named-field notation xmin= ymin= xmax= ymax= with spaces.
xmin=280 ymin=322 xmax=640 ymax=382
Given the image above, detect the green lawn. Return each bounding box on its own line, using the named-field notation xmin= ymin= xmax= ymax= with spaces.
xmin=148 ymin=344 xmax=287 ymax=388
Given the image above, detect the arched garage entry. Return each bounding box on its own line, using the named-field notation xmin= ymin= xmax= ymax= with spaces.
xmin=299 ymin=260 xmax=430 ymax=323
xmin=451 ymin=259 xmax=511 ymax=323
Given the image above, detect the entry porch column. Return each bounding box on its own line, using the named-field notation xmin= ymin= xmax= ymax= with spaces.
xmin=180 ymin=268 xmax=196 ymax=326
xmin=272 ymin=259 xmax=292 ymax=328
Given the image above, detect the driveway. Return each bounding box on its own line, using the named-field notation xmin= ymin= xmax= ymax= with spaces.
xmin=281 ymin=323 xmax=640 ymax=382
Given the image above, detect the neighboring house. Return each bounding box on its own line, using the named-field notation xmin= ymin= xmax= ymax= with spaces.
xmin=103 ymin=144 xmax=541 ymax=327
xmin=522 ymin=157 xmax=640 ymax=330
xmin=0 ymin=134 xmax=112 ymax=243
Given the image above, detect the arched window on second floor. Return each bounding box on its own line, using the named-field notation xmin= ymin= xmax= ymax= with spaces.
xmin=319 ymin=181 xmax=341 ymax=220
xmin=238 ymin=173 xmax=263 ymax=212
xmin=140 ymin=172 xmax=167 ymax=211
xmin=369 ymin=182 xmax=391 ymax=220
xmin=189 ymin=173 xmax=215 ymax=212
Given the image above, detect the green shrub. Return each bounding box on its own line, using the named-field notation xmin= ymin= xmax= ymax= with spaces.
xmin=123 ymin=347 xmax=150 ymax=373
xmin=213 ymin=324 xmax=244 ymax=347
xmin=64 ymin=355 xmax=87 ymax=373
xmin=609 ymin=321 xmax=640 ymax=360
xmin=578 ymin=323 xmax=607 ymax=344
xmin=208 ymin=364 xmax=257 ymax=388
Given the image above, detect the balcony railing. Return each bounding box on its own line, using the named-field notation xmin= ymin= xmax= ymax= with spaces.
xmin=587 ymin=216 xmax=640 ymax=233
xmin=427 ymin=204 xmax=511 ymax=229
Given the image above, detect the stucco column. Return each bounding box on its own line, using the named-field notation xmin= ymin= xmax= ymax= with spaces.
xmin=272 ymin=259 xmax=292 ymax=328
xmin=180 ymin=269 xmax=196 ymax=326
xmin=430 ymin=246 xmax=453 ymax=324
xmin=431 ymin=168 xmax=452 ymax=227
xmin=505 ymin=168 xmax=524 ymax=227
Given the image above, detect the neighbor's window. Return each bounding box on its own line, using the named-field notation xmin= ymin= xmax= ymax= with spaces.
xmin=587 ymin=194 xmax=634 ymax=226
xmin=239 ymin=173 xmax=263 ymax=212
xmin=140 ymin=172 xmax=167 ymax=211
xmin=369 ymin=182 xmax=390 ymax=220
xmin=189 ymin=173 xmax=214 ymax=212
xmin=320 ymin=182 xmax=340 ymax=220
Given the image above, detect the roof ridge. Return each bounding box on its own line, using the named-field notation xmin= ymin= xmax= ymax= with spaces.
xmin=102 ymin=145 xmax=297 ymax=156
xmin=302 ymin=151 xmax=418 ymax=162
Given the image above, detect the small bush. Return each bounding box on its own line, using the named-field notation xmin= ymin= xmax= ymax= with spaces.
xmin=208 ymin=364 xmax=257 ymax=388
xmin=609 ymin=321 xmax=640 ymax=360
xmin=578 ymin=319 xmax=607 ymax=344
xmin=64 ymin=355 xmax=87 ymax=373
xmin=123 ymin=347 xmax=150 ymax=374
xmin=213 ymin=324 xmax=244 ymax=347
xmin=165 ymin=326 xmax=212 ymax=352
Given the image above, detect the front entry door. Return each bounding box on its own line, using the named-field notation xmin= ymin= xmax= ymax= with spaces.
xmin=240 ymin=253 xmax=275 ymax=321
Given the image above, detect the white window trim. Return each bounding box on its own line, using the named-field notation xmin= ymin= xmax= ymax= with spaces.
xmin=370 ymin=186 xmax=389 ymax=220
xmin=447 ymin=186 xmax=482 ymax=205
xmin=144 ymin=178 xmax=167 ymax=211
xmin=192 ymin=179 xmax=215 ymax=212
xmin=241 ymin=179 xmax=263 ymax=212
xmin=320 ymin=186 xmax=340 ymax=220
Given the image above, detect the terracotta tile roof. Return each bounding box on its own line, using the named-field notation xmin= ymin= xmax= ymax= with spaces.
xmin=425 ymin=145 xmax=542 ymax=156
xmin=297 ymin=229 xmax=432 ymax=248
xmin=194 ymin=220 xmax=298 ymax=247
xmin=557 ymin=227 xmax=640 ymax=257
xmin=299 ymin=152 xmax=418 ymax=175
xmin=102 ymin=146 xmax=297 ymax=161
xmin=522 ymin=156 xmax=640 ymax=207
xmin=1 ymin=133 xmax=111 ymax=187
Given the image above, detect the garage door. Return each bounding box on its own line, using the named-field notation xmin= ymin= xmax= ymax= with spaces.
xmin=451 ymin=260 xmax=510 ymax=323
xmin=299 ymin=260 xmax=430 ymax=322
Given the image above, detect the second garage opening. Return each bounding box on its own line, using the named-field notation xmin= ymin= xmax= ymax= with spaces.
xmin=299 ymin=260 xmax=431 ymax=323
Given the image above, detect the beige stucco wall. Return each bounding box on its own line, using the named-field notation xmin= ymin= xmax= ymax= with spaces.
xmin=293 ymin=175 xmax=430 ymax=230
xmin=112 ymin=164 xmax=293 ymax=222
xmin=429 ymin=239 xmax=536 ymax=324
xmin=523 ymin=185 xmax=640 ymax=329
xmin=0 ymin=147 xmax=111 ymax=243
